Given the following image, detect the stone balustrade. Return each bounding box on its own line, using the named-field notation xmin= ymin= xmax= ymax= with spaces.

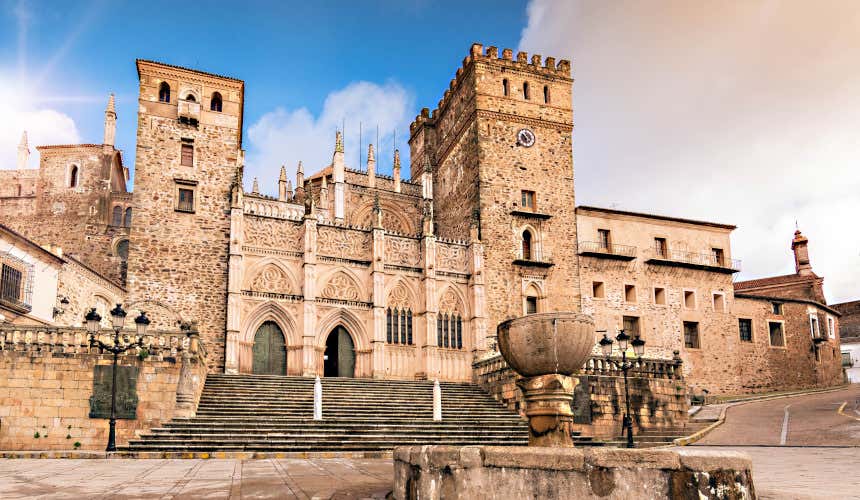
xmin=0 ymin=325 xmax=204 ymax=360
xmin=474 ymin=352 xmax=683 ymax=384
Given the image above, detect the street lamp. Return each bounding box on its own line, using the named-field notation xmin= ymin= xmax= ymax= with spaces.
xmin=597 ymin=327 xmax=646 ymax=449
xmin=84 ymin=305 xmax=150 ymax=452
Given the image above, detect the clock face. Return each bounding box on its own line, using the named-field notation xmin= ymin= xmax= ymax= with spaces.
xmin=517 ymin=128 xmax=536 ymax=147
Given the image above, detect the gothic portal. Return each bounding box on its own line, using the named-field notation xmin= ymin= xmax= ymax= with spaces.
xmin=324 ymin=326 xmax=355 ymax=378
xmin=252 ymin=321 xmax=286 ymax=375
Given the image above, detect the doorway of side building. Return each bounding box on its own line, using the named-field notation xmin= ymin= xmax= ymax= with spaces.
xmin=252 ymin=321 xmax=286 ymax=375
xmin=324 ymin=326 xmax=356 ymax=377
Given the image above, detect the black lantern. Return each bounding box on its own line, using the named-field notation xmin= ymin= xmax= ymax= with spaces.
xmin=85 ymin=308 xmax=102 ymax=335
xmin=109 ymin=304 xmax=127 ymax=330
xmin=597 ymin=326 xmax=645 ymax=449
xmin=134 ymin=311 xmax=150 ymax=337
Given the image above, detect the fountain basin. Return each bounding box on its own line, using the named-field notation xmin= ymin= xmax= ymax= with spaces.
xmin=497 ymin=312 xmax=595 ymax=377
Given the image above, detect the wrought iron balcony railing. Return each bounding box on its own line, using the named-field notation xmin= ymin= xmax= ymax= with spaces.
xmin=646 ymin=245 xmax=741 ymax=273
xmin=578 ymin=241 xmax=637 ymax=260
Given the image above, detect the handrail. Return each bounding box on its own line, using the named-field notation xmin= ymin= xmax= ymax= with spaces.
xmin=648 ymin=245 xmax=741 ymax=271
xmin=578 ymin=241 xmax=637 ymax=257
xmin=473 ymin=352 xmax=683 ymax=381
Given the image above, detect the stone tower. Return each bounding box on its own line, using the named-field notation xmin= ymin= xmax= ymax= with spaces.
xmin=792 ymin=229 xmax=813 ymax=276
xmin=409 ymin=43 xmax=580 ymax=339
xmin=127 ymin=60 xmax=244 ymax=370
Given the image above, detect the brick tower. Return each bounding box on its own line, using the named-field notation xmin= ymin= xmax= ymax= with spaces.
xmin=409 ymin=43 xmax=580 ymax=340
xmin=127 ymin=60 xmax=244 ymax=370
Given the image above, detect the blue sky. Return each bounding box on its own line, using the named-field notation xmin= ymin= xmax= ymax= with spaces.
xmin=2 ymin=0 xmax=858 ymax=302
xmin=0 ymin=0 xmax=528 ymax=179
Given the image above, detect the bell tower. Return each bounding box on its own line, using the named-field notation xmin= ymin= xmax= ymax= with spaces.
xmin=127 ymin=60 xmax=245 ymax=371
xmin=409 ymin=43 xmax=580 ymax=339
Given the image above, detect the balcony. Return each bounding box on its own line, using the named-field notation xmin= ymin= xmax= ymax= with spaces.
xmin=645 ymin=246 xmax=741 ymax=274
xmin=512 ymin=257 xmax=554 ymax=268
xmin=578 ymin=241 xmax=637 ymax=261
xmin=510 ymin=209 xmax=552 ymax=220
xmin=178 ymin=99 xmax=200 ymax=126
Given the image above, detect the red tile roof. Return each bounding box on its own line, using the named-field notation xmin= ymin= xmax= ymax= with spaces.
xmin=733 ymin=273 xmax=818 ymax=290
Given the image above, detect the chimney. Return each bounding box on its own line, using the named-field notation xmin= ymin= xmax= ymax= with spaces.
xmin=792 ymin=229 xmax=813 ymax=276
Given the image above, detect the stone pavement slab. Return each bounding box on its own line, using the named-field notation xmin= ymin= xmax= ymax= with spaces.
xmin=0 ymin=458 xmax=394 ymax=499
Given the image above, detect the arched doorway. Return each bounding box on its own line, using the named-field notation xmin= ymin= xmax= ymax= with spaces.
xmin=252 ymin=321 xmax=286 ymax=375
xmin=324 ymin=326 xmax=355 ymax=377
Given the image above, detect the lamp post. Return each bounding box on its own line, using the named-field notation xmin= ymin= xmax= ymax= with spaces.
xmin=598 ymin=327 xmax=646 ymax=449
xmin=84 ymin=304 xmax=150 ymax=452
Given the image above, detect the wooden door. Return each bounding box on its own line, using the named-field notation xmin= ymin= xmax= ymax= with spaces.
xmin=252 ymin=321 xmax=286 ymax=375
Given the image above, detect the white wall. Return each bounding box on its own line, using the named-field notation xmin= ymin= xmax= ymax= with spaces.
xmin=842 ymin=342 xmax=860 ymax=383
xmin=0 ymin=234 xmax=61 ymax=323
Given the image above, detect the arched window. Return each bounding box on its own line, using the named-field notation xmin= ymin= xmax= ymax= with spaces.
xmin=523 ymin=82 xmax=530 ymax=100
xmin=525 ymin=284 xmax=540 ymax=315
xmin=69 ymin=165 xmax=78 ymax=188
xmin=123 ymin=207 xmax=132 ymax=227
xmin=158 ymin=82 xmax=171 ymax=103
xmin=543 ymin=85 xmax=550 ymax=104
xmin=112 ymin=206 xmax=122 ymax=226
xmin=386 ymin=307 xmax=413 ymax=345
xmin=210 ymin=92 xmax=223 ymax=112
xmin=436 ymin=312 xmax=464 ymax=349
xmin=522 ymin=230 xmax=533 ymax=260
xmin=185 ymin=93 xmax=196 ymax=103
xmin=502 ymin=79 xmax=509 ymax=96
xmin=116 ymin=239 xmax=129 ymax=283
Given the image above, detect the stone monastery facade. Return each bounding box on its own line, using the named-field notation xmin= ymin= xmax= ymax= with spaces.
xmin=0 ymin=43 xmax=844 ymax=394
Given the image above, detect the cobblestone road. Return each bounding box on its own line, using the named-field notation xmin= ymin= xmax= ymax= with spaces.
xmin=693 ymin=384 xmax=860 ymax=499
xmin=0 ymin=458 xmax=393 ymax=499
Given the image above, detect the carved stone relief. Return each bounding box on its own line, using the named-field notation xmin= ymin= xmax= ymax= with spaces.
xmin=436 ymin=243 xmax=468 ymax=273
xmin=385 ymin=237 xmax=421 ymax=267
xmin=320 ymin=272 xmax=362 ymax=302
xmin=248 ymin=265 xmax=293 ymax=294
xmin=318 ymin=227 xmax=371 ymax=259
xmin=244 ymin=217 xmax=301 ymax=249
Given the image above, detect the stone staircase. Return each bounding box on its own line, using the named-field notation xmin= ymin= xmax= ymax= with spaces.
xmin=123 ymin=374 xmax=529 ymax=452
xmin=573 ymin=423 xmax=712 ymax=448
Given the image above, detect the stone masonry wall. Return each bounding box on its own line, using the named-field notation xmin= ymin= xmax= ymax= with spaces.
xmin=127 ymin=61 xmax=243 ymax=372
xmin=834 ymin=300 xmax=860 ymax=337
xmin=474 ymin=355 xmax=689 ymax=440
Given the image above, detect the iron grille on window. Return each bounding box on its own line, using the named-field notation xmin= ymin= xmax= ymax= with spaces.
xmin=739 ymin=319 xmax=752 ymax=342
xmin=0 ymin=255 xmax=33 ymax=313
xmin=386 ymin=307 xmax=413 ymax=345
xmin=436 ymin=313 xmax=463 ymax=349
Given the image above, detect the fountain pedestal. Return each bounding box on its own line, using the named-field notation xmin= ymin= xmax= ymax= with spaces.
xmin=517 ymin=373 xmax=578 ymax=447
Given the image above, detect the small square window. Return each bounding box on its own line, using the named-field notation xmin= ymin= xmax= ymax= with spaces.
xmin=181 ymin=144 xmax=194 ymax=167
xmin=768 ymin=321 xmax=785 ymax=347
xmin=738 ymin=319 xmax=752 ymax=342
xmin=624 ymin=284 xmax=636 ymax=303
xmin=772 ymin=302 xmax=782 ymax=315
xmin=684 ymin=290 xmax=696 ymax=309
xmin=809 ymin=314 xmax=820 ymax=339
xmin=521 ymin=190 xmax=535 ymax=210
xmin=654 ymin=287 xmax=666 ymax=305
xmin=592 ymin=281 xmax=605 ymax=299
xmin=713 ymin=293 xmax=725 ymax=312
xmin=683 ymin=321 xmax=700 ymax=349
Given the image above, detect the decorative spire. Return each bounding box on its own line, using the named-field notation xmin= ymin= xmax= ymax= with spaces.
xmin=366 ymin=143 xmax=376 ymax=188
xmin=286 ymin=180 xmax=293 ymax=198
xmin=252 ymin=177 xmax=260 ymax=194
xmin=393 ymin=149 xmax=401 ymax=193
xmin=278 ymin=165 xmax=288 ymax=201
xmin=17 ymin=131 xmax=29 ymax=170
xmin=335 ymin=130 xmax=344 ymax=153
xmin=320 ymin=175 xmax=329 ymax=207
xmin=321 ymin=175 xmax=328 ymax=189
xmin=372 ymin=193 xmax=383 ymax=229
xmin=103 ymin=93 xmax=117 ymax=147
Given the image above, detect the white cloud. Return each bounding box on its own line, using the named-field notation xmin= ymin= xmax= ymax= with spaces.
xmin=0 ymin=108 xmax=80 ymax=170
xmin=520 ymin=0 xmax=860 ymax=303
xmin=245 ymin=81 xmax=414 ymax=194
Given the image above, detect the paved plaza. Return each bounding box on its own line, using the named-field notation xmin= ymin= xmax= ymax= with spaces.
xmin=0 ymin=458 xmax=393 ymax=499
xmin=0 ymin=386 xmax=858 ymax=499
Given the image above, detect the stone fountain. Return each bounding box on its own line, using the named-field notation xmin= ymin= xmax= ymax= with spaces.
xmin=496 ymin=312 xmax=594 ymax=447
xmin=392 ymin=312 xmax=757 ymax=499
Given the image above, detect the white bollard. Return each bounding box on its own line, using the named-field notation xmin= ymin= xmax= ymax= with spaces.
xmin=433 ymin=379 xmax=442 ymax=421
xmin=314 ymin=376 xmax=323 ymax=420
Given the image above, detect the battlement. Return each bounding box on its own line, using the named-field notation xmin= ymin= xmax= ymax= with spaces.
xmin=410 ymin=42 xmax=571 ymax=135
